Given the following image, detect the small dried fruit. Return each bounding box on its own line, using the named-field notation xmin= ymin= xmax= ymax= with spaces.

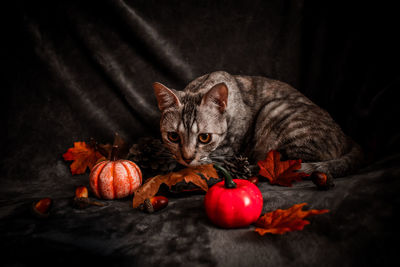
xmin=139 ymin=196 xmax=168 ymax=213
xmin=75 ymin=186 xmax=89 ymax=198
xmin=151 ymin=196 xmax=169 ymax=211
xmin=311 ymin=171 xmax=334 ymax=190
xmin=73 ymin=186 xmax=105 ymax=209
xmin=247 ymin=176 xmax=259 ymax=185
xmin=32 ymin=198 xmax=52 ymax=218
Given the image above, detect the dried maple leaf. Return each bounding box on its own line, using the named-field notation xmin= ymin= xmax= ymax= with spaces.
xmin=254 ymin=203 xmax=329 ymax=235
xmin=63 ymin=142 xmax=105 ymax=175
xmin=132 ymin=164 xmax=218 ymax=208
xmin=63 ymin=133 xmax=128 ymax=175
xmin=258 ymin=150 xmax=309 ymax=186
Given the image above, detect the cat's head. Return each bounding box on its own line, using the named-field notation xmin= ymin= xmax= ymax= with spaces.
xmin=153 ymin=82 xmax=229 ymax=167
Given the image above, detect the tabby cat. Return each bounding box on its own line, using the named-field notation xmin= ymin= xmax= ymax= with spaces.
xmin=153 ymin=71 xmax=362 ymax=177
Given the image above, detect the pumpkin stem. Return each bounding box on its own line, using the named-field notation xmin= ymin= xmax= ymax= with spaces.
xmin=213 ymin=164 xmax=237 ymax=189
xmin=110 ymin=145 xmax=119 ymax=161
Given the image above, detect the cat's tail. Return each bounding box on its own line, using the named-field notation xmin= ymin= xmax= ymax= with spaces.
xmin=300 ymin=138 xmax=364 ymax=178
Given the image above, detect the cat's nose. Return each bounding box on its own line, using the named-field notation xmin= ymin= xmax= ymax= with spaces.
xmin=182 ymin=156 xmax=194 ymax=164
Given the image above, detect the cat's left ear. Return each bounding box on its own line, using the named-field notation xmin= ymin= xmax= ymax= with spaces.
xmin=201 ymin=83 xmax=228 ymax=113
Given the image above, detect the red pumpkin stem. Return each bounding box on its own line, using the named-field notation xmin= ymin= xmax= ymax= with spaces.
xmin=110 ymin=145 xmax=119 ymax=161
xmin=213 ymin=164 xmax=237 ymax=189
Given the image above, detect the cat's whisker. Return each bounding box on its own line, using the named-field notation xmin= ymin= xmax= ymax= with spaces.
xmin=209 ymin=156 xmax=228 ymax=159
xmin=198 ymin=156 xmax=213 ymax=164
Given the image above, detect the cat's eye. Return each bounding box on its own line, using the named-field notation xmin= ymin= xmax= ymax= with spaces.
xmin=198 ymin=133 xmax=212 ymax=144
xmin=167 ymin=132 xmax=180 ymax=143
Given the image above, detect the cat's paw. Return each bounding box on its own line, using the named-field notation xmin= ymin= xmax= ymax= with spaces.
xmin=298 ymin=163 xmax=315 ymax=174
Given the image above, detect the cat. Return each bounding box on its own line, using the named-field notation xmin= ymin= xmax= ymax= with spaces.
xmin=153 ymin=71 xmax=363 ymax=177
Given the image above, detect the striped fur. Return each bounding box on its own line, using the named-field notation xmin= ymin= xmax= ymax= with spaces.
xmin=154 ymin=71 xmax=363 ymax=177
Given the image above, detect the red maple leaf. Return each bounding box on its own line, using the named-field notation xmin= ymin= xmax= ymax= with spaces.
xmin=254 ymin=203 xmax=329 ymax=235
xmin=63 ymin=142 xmax=105 ymax=175
xmin=257 ymin=150 xmax=309 ymax=186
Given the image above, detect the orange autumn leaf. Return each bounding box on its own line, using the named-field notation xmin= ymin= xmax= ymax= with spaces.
xmin=258 ymin=150 xmax=309 ymax=186
xmin=63 ymin=142 xmax=105 ymax=175
xmin=254 ymin=203 xmax=329 ymax=235
xmin=133 ymin=164 xmax=218 ymax=208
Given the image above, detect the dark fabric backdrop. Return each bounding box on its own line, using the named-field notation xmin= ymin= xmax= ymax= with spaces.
xmin=3 ymin=0 xmax=399 ymax=171
xmin=1 ymin=0 xmax=399 ymax=266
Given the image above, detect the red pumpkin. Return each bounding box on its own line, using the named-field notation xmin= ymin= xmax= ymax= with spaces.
xmin=204 ymin=164 xmax=263 ymax=228
xmin=89 ymin=146 xmax=142 ymax=199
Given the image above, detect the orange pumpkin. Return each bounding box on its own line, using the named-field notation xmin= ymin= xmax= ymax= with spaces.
xmin=89 ymin=146 xmax=142 ymax=199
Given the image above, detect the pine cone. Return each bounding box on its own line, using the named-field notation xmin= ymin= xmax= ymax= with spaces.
xmin=129 ymin=138 xmax=256 ymax=180
xmin=216 ymin=155 xmax=254 ymax=179
xmin=128 ymin=137 xmax=177 ymax=179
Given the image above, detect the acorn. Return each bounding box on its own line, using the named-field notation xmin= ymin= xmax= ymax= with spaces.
xmin=31 ymin=198 xmax=52 ymax=218
xmin=139 ymin=196 xmax=169 ymax=213
xmin=75 ymin=185 xmax=88 ymax=198
xmin=73 ymin=186 xmax=104 ymax=209
xmin=247 ymin=176 xmax=259 ymax=185
xmin=311 ymin=171 xmax=334 ymax=190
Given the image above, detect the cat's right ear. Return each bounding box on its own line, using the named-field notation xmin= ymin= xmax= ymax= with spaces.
xmin=153 ymin=82 xmax=181 ymax=112
xmin=201 ymin=83 xmax=228 ymax=113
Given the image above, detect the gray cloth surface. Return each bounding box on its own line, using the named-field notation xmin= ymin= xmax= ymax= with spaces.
xmin=1 ymin=154 xmax=399 ymax=267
